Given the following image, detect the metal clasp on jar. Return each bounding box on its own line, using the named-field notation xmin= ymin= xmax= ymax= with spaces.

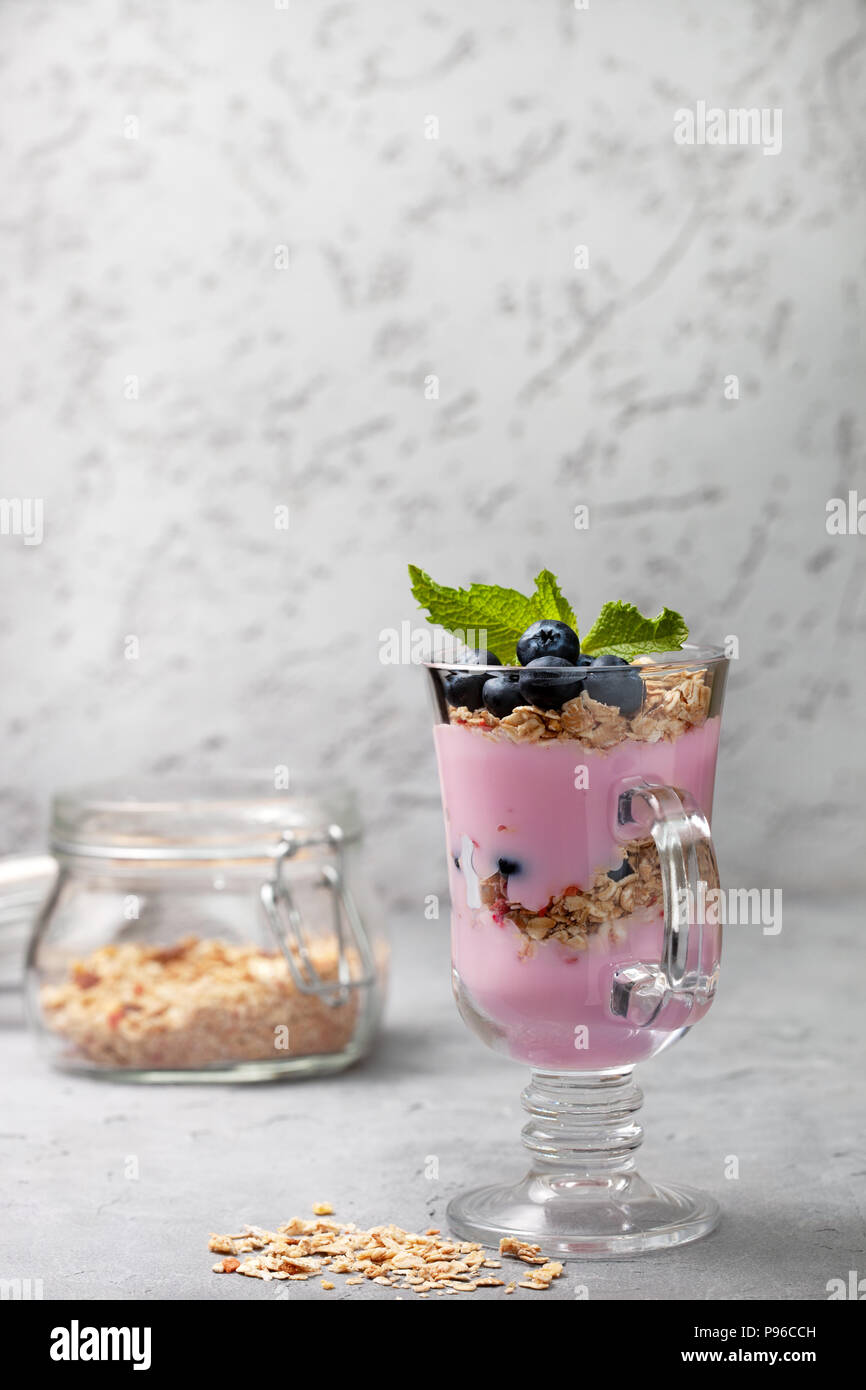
xmin=260 ymin=824 xmax=376 ymax=1007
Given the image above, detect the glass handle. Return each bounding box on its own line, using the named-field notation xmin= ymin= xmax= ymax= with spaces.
xmin=610 ymin=781 xmax=720 ymax=1027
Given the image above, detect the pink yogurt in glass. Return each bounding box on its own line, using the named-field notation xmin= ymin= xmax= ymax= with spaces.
xmin=433 ymin=719 xmax=722 ymax=1069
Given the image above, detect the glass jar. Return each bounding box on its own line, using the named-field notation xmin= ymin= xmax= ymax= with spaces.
xmin=26 ymin=781 xmax=387 ymax=1082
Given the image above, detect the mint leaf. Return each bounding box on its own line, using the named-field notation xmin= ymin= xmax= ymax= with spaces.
xmin=408 ymin=565 xmax=578 ymax=665
xmin=581 ymin=601 xmax=688 ymax=661
xmin=530 ymin=569 xmax=579 ymax=633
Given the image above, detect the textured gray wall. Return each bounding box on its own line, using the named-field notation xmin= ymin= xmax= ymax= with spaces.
xmin=0 ymin=0 xmax=863 ymax=908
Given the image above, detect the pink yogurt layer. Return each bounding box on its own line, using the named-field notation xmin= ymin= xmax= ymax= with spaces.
xmin=433 ymin=718 xmax=722 ymax=1070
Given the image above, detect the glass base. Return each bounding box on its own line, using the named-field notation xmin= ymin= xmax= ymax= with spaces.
xmin=447 ymin=1067 xmax=720 ymax=1259
xmin=448 ymin=1172 xmax=720 ymax=1259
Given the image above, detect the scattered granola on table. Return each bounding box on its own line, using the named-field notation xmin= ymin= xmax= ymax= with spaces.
xmin=208 ymin=1216 xmax=564 ymax=1296
xmin=498 ymin=1236 xmax=546 ymax=1264
xmin=40 ymin=936 xmax=358 ymax=1069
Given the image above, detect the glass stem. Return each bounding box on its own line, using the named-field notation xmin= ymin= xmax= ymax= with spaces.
xmin=520 ymin=1068 xmax=644 ymax=1179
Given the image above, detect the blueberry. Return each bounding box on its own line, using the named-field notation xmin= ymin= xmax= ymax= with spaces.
xmin=518 ymin=655 xmax=585 ymax=710
xmin=467 ymin=649 xmax=502 ymax=667
xmin=588 ymin=653 xmax=628 ymax=667
xmin=498 ymin=857 xmax=521 ymax=877
xmin=607 ymin=858 xmax=634 ymax=882
xmin=584 ymin=657 xmax=644 ymax=717
xmin=482 ymin=673 xmax=524 ymax=717
xmin=516 ymin=619 xmax=580 ymax=666
xmin=443 ymin=669 xmax=490 ymax=710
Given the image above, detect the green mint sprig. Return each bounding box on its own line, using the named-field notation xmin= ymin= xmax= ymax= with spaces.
xmin=408 ymin=565 xmax=688 ymax=664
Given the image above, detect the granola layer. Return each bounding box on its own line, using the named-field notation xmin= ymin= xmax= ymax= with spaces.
xmin=40 ymin=936 xmax=359 ymax=1069
xmin=479 ymin=838 xmax=662 ymax=952
xmin=449 ymin=666 xmax=710 ymax=749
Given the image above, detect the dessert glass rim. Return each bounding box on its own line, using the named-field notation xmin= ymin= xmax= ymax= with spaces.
xmin=424 ymin=642 xmax=727 ymax=673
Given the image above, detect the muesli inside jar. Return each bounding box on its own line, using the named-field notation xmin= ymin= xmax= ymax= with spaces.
xmin=27 ymin=781 xmax=387 ymax=1082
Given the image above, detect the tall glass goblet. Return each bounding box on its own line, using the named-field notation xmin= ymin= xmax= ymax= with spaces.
xmin=426 ymin=646 xmax=728 ymax=1257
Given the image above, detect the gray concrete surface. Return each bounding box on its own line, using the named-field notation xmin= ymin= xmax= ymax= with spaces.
xmin=1 ymin=897 xmax=863 ymax=1301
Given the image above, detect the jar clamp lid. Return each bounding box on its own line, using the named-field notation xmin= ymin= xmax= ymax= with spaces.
xmin=261 ymin=824 xmax=376 ymax=1008
xmin=49 ymin=779 xmax=362 ymax=862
